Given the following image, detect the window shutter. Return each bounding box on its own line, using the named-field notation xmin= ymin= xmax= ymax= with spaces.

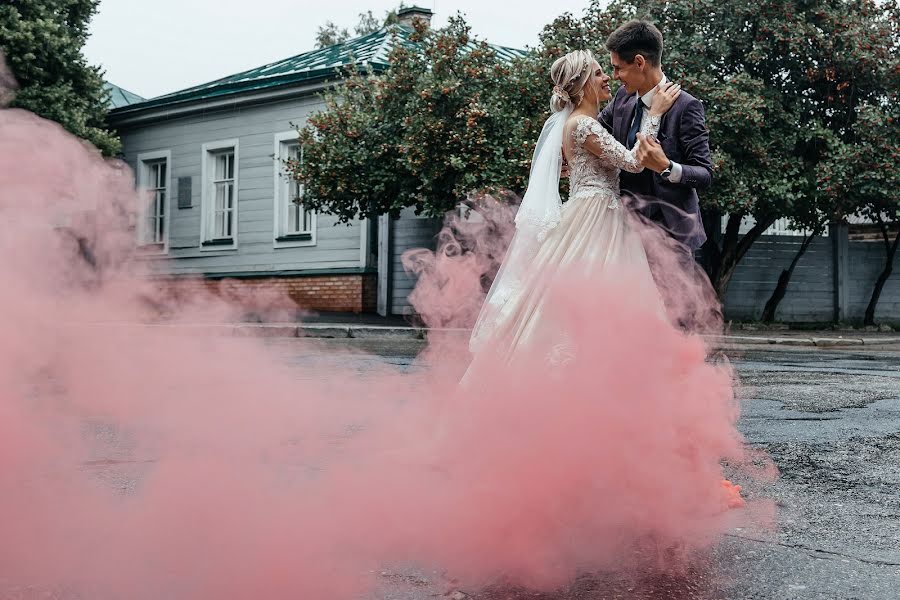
xmin=177 ymin=177 xmax=192 ymax=209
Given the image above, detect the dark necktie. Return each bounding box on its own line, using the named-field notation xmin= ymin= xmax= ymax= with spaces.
xmin=626 ymin=98 xmax=646 ymax=149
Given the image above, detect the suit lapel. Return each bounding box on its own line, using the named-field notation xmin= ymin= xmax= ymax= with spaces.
xmin=659 ymin=95 xmax=685 ymax=147
xmin=616 ymin=92 xmax=637 ymax=145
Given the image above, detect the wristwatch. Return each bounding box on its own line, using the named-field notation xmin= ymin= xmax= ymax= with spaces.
xmin=660 ymin=160 xmax=673 ymax=180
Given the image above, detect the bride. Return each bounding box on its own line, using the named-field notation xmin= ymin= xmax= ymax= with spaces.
xmin=467 ymin=49 xmax=681 ymax=363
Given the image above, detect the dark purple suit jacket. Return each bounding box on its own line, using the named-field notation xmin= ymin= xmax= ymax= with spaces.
xmin=598 ymin=86 xmax=712 ymax=250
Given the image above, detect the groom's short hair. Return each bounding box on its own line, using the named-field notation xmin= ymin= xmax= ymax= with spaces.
xmin=605 ymin=20 xmax=664 ymax=67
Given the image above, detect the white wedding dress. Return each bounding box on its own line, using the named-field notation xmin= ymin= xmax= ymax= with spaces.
xmin=467 ymin=112 xmax=664 ymax=363
xmin=454 ymin=107 xmax=748 ymax=531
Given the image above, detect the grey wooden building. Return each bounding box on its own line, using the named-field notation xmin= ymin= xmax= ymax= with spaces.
xmin=107 ymin=7 xmax=517 ymax=315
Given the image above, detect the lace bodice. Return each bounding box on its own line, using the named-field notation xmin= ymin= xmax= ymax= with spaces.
xmin=568 ymin=114 xmax=661 ymax=209
xmin=468 ymin=110 xmax=662 ymax=359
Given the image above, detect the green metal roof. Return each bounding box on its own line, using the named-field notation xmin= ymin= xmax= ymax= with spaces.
xmin=109 ymin=24 xmax=525 ymax=115
xmin=104 ymin=82 xmax=145 ymax=108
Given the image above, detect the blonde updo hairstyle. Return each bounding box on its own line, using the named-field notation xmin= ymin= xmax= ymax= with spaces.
xmin=549 ymin=49 xmax=594 ymax=112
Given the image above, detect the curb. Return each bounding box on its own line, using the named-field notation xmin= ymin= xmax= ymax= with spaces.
xmin=106 ymin=323 xmax=900 ymax=347
xmin=297 ymin=325 xmax=426 ymax=340
xmin=295 ymin=326 xmax=900 ymax=347
xmin=710 ymin=335 xmax=900 ymax=348
xmin=232 ymin=324 xmax=300 ymax=338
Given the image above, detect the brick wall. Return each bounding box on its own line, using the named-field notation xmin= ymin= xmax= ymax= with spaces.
xmin=158 ymin=273 xmax=377 ymax=314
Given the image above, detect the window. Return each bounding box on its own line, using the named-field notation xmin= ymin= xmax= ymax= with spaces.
xmin=145 ymin=161 xmax=167 ymax=243
xmin=284 ymin=145 xmax=314 ymax=236
xmin=136 ymin=150 xmax=171 ymax=251
xmin=201 ymin=140 xmax=239 ymax=249
xmin=211 ymin=151 xmax=235 ymax=239
xmin=274 ymin=131 xmax=316 ymax=247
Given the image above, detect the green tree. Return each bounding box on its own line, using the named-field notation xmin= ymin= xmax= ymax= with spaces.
xmin=0 ymin=0 xmax=120 ymax=156
xmin=761 ymin=0 xmax=899 ymax=322
xmin=660 ymin=0 xmax=895 ymax=302
xmin=821 ymin=103 xmax=900 ymax=325
xmin=759 ymin=126 xmax=849 ymax=323
xmin=354 ymin=9 xmax=400 ymax=36
xmin=294 ymin=17 xmax=547 ymax=221
xmin=315 ymin=8 xmax=402 ymax=49
xmin=314 ymin=22 xmax=349 ymax=49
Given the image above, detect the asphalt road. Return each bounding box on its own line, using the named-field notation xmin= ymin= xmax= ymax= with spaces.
xmin=269 ymin=339 xmax=900 ymax=600
xmin=9 ymin=339 xmax=897 ymax=600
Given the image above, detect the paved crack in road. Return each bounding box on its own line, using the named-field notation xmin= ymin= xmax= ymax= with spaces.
xmin=724 ymin=532 xmax=900 ymax=568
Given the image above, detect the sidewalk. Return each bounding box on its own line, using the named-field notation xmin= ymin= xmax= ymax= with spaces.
xmin=715 ymin=331 xmax=900 ymax=348
xmin=170 ymin=314 xmax=900 ymax=348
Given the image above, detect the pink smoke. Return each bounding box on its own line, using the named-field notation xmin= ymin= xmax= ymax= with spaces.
xmin=0 ymin=55 xmax=772 ymax=599
xmin=399 ymin=194 xmax=776 ymax=585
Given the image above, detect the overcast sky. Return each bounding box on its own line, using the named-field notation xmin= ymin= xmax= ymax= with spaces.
xmin=83 ymin=1 xmax=598 ymax=99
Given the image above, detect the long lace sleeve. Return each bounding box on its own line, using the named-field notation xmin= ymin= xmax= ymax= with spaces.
xmin=573 ymin=115 xmax=661 ymax=173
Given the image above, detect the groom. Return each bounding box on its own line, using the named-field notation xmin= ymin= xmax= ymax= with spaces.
xmin=598 ymin=20 xmax=712 ymax=251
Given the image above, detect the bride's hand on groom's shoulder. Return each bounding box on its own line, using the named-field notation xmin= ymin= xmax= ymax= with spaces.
xmin=649 ymin=81 xmax=682 ymax=117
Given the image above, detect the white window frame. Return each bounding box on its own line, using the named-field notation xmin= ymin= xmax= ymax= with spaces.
xmin=200 ymin=139 xmax=239 ymax=251
xmin=273 ymin=130 xmax=316 ymax=248
xmin=136 ymin=150 xmax=172 ymax=253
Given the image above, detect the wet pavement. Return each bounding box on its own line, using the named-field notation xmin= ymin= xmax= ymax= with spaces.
xmin=267 ymin=339 xmax=900 ymax=600
xmin=33 ymin=340 xmax=900 ymax=599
